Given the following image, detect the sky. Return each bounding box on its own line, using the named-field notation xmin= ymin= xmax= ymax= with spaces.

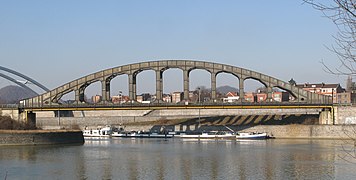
xmin=0 ymin=0 xmax=346 ymax=97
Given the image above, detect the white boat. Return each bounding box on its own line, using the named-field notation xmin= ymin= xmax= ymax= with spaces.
xmin=83 ymin=125 xmax=113 ymax=137
xmin=180 ymin=131 xmax=235 ymax=139
xmin=112 ymin=131 xmax=173 ymax=138
xmin=236 ymin=132 xmax=268 ymax=139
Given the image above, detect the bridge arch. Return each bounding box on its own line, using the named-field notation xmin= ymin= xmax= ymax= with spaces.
xmin=0 ymin=72 xmax=38 ymax=95
xmin=0 ymin=66 xmax=50 ymax=92
xmin=109 ymin=74 xmax=129 ymax=100
xmin=22 ymin=60 xmax=332 ymax=107
xmin=0 ymin=66 xmax=53 ymax=103
xmin=215 ymin=71 xmax=240 ymax=87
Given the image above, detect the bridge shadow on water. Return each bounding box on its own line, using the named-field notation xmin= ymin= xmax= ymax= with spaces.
xmin=149 ymin=114 xmax=319 ymax=133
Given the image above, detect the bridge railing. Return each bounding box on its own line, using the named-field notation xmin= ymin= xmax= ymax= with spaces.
xmin=0 ymin=104 xmax=19 ymax=109
xmin=18 ymin=101 xmax=333 ymax=110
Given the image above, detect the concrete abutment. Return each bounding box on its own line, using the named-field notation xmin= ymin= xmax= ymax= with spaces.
xmin=33 ymin=107 xmax=338 ymax=129
xmin=319 ymin=110 xmax=333 ymax=125
xmin=3 ymin=106 xmax=356 ymax=129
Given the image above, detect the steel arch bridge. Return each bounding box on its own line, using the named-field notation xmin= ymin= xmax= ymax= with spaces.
xmin=0 ymin=66 xmax=50 ymax=95
xmin=22 ymin=60 xmax=332 ymax=108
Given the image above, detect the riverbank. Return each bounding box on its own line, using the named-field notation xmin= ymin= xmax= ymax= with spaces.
xmin=236 ymin=125 xmax=356 ymax=139
xmin=36 ymin=114 xmax=356 ymax=140
xmin=116 ymin=124 xmax=356 ymax=140
xmin=0 ymin=130 xmax=84 ymax=146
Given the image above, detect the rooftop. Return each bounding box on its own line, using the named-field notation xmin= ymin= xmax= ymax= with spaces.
xmin=296 ymin=83 xmax=340 ymax=89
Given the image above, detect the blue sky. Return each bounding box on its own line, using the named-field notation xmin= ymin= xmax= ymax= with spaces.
xmin=0 ymin=1 xmax=345 ymax=97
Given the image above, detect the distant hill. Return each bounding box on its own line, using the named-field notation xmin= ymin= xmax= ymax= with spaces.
xmin=0 ymin=85 xmax=37 ymax=104
xmin=216 ymin=85 xmax=239 ymax=95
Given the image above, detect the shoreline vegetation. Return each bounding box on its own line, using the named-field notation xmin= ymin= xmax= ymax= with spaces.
xmin=0 ymin=115 xmax=81 ymax=131
xmin=0 ymin=115 xmax=84 ymax=146
xmin=0 ymin=115 xmax=38 ymax=130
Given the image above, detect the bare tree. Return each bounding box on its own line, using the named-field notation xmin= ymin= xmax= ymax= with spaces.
xmin=303 ymin=0 xmax=355 ymax=75
xmin=338 ymin=125 xmax=356 ymax=164
xmin=304 ymin=0 xmax=356 ymax=164
xmin=194 ymin=86 xmax=211 ymax=102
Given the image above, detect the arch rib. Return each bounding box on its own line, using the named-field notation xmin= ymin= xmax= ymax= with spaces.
xmin=0 ymin=72 xmax=38 ymax=95
xmin=0 ymin=66 xmax=50 ymax=92
xmin=22 ymin=60 xmax=333 ymax=107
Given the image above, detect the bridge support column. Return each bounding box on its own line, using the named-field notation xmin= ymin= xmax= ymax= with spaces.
xmin=129 ymin=74 xmax=137 ymax=102
xmin=155 ymin=70 xmax=163 ymax=103
xmin=25 ymin=111 xmax=36 ymax=128
xmin=239 ymin=78 xmax=245 ymax=102
xmin=211 ymin=73 xmax=216 ymax=102
xmin=267 ymin=87 xmax=273 ymax=102
xmin=183 ymin=70 xmax=190 ymax=102
xmin=101 ymin=79 xmax=110 ymax=103
xmin=75 ymin=89 xmax=85 ymax=103
xmin=75 ymin=90 xmax=80 ymax=102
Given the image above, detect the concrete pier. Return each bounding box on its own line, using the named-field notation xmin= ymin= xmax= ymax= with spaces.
xmin=0 ymin=130 xmax=84 ymax=146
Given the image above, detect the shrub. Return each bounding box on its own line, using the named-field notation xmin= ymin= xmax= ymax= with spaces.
xmin=0 ymin=115 xmax=38 ymax=130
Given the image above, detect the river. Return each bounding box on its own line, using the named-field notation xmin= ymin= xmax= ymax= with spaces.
xmin=1 ymin=138 xmax=355 ymax=180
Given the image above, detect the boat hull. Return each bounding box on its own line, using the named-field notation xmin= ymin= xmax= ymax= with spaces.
xmin=180 ymin=133 xmax=235 ymax=139
xmin=83 ymin=126 xmax=113 ymax=138
xmin=112 ymin=133 xmax=173 ymax=138
xmin=180 ymin=132 xmax=268 ymax=139
xmin=236 ymin=133 xmax=268 ymax=139
xmin=83 ymin=133 xmax=111 ymax=138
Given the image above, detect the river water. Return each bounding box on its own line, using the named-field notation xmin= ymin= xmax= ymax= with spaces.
xmin=1 ymin=138 xmax=355 ymax=180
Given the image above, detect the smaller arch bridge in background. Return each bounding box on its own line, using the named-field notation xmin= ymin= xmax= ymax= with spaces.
xmin=0 ymin=66 xmax=50 ymax=93
xmin=22 ymin=60 xmax=332 ymax=108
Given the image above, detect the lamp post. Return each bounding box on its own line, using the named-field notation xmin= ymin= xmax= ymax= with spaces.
xmin=58 ymin=108 xmax=60 ymax=127
xmin=198 ymin=88 xmax=201 ymax=128
xmin=119 ymin=91 xmax=122 ymax=104
xmin=332 ymin=89 xmax=335 ymax=104
xmin=119 ymin=91 xmax=122 ymax=123
xmin=198 ymin=87 xmax=201 ymax=104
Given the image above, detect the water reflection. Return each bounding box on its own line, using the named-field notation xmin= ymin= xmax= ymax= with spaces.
xmin=0 ymin=139 xmax=355 ymax=179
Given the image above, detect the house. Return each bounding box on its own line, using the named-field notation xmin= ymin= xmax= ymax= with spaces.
xmin=112 ymin=95 xmax=129 ymax=104
xmin=296 ymin=83 xmax=343 ymax=103
xmin=336 ymin=92 xmax=352 ymax=104
xmin=244 ymin=92 xmax=256 ymax=102
xmin=137 ymin=93 xmax=152 ymax=103
xmin=136 ymin=95 xmax=143 ymax=103
xmin=189 ymin=91 xmax=195 ymax=101
xmin=273 ymin=91 xmax=290 ymax=102
xmin=251 ymin=91 xmax=290 ymax=102
xmin=346 ymin=76 xmax=356 ymax=104
xmin=162 ymin=94 xmax=172 ymax=103
xmin=171 ymin=92 xmax=183 ymax=103
xmin=91 ymin=95 xmax=102 ymax=103
xmin=223 ymin=92 xmax=239 ymax=103
xmin=296 ymin=83 xmax=343 ymax=95
xmin=256 ymin=93 xmax=267 ymax=102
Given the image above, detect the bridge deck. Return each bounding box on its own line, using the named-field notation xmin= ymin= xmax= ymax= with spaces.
xmin=19 ymin=103 xmax=333 ymax=112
